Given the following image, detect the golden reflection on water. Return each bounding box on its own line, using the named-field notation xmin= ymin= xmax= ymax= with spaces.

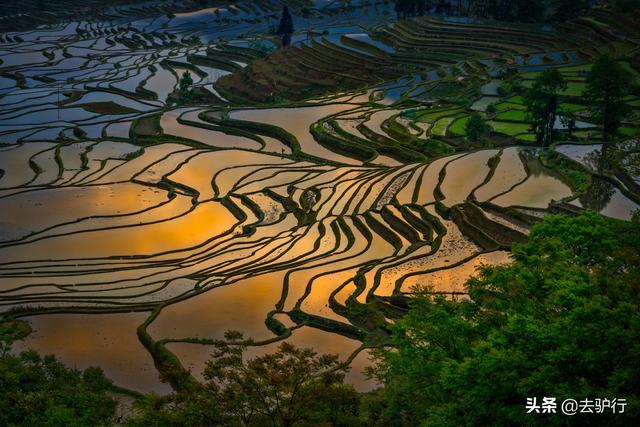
xmin=440 ymin=149 xmax=499 ymax=206
xmin=401 ymin=251 xmax=512 ymax=293
xmin=232 ymin=104 xmax=361 ymax=164
xmin=149 ymin=271 xmax=287 ymax=341
xmin=0 ymin=183 xmax=166 ymax=240
xmin=13 ymin=312 xmax=171 ymax=394
xmin=0 ymin=200 xmax=237 ymax=261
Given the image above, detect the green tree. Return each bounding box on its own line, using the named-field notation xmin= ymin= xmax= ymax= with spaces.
xmin=129 ymin=331 xmax=361 ymax=426
xmin=127 ymin=391 xmax=222 ymax=427
xmin=560 ymin=110 xmax=577 ymax=138
xmin=464 ymin=112 xmax=491 ymax=141
xmin=524 ymin=69 xmax=567 ymax=146
xmin=0 ymin=350 xmax=117 ymax=426
xmin=370 ymin=211 xmax=640 ymax=426
xmin=585 ymin=55 xmax=632 ymax=141
xmin=0 ymin=319 xmax=30 ymax=356
xmin=179 ymin=70 xmax=194 ymax=103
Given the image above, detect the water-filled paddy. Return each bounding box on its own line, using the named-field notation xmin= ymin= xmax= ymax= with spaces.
xmin=12 ymin=312 xmax=171 ymax=394
xmin=232 ymin=104 xmax=361 ymax=164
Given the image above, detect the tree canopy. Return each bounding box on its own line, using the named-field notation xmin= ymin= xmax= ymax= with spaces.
xmin=179 ymin=70 xmax=194 ymax=103
xmin=127 ymin=331 xmax=360 ymax=426
xmin=369 ymin=211 xmax=640 ymax=426
xmin=585 ymin=55 xmax=632 ymax=141
xmin=0 ymin=349 xmax=117 ymax=426
xmin=464 ymin=112 xmax=491 ymax=141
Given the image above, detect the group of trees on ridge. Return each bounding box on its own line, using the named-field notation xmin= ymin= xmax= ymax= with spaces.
xmin=523 ymin=55 xmax=632 ymax=146
xmin=462 ymin=55 xmax=634 ymax=147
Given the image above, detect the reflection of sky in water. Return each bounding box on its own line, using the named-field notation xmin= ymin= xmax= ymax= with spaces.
xmin=554 ymin=144 xmax=603 ymax=171
xmin=343 ymin=33 xmax=395 ymax=53
xmin=573 ymin=177 xmax=639 ymax=221
xmin=517 ymin=50 xmax=581 ymax=72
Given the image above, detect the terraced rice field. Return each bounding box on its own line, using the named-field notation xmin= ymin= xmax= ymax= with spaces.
xmin=2 ymin=1 xmax=639 ymax=394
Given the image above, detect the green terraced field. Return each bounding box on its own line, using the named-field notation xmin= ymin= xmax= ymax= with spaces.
xmin=496 ymin=109 xmax=529 ymax=122
xmin=490 ymin=120 xmax=533 ymax=135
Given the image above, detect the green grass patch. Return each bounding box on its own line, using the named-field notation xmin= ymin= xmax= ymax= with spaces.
xmin=515 ymin=133 xmax=537 ymax=142
xmin=558 ymin=102 xmax=587 ymax=112
xmin=416 ymin=107 xmax=462 ymax=123
xmin=413 ymin=138 xmax=454 ymax=158
xmin=495 ymin=109 xmax=528 ymax=122
xmin=448 ymin=116 xmax=469 ymax=136
xmin=399 ymin=107 xmax=428 ymax=120
xmin=505 ymin=95 xmax=525 ymax=105
xmin=574 ymin=130 xmax=603 ymax=140
xmin=489 ymin=120 xmax=532 ymax=135
xmin=619 ymin=127 xmax=638 ymax=137
xmin=562 ymin=82 xmax=587 ymax=97
xmin=520 ymin=80 xmax=586 ymax=97
xmin=556 ymin=64 xmax=592 ymax=73
xmin=432 ymin=115 xmax=462 ymax=136
xmin=619 ymin=61 xmax=640 ymax=84
xmin=495 ymin=102 xmax=526 ymax=111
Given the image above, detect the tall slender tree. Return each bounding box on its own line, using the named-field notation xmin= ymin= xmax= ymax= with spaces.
xmin=179 ymin=70 xmax=194 ymax=103
xmin=585 ymin=55 xmax=632 ymax=141
xmin=524 ymin=69 xmax=567 ymax=146
xmin=277 ymin=5 xmax=294 ymax=47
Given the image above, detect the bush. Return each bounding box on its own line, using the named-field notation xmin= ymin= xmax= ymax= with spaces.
xmin=465 ymin=112 xmax=491 ymax=141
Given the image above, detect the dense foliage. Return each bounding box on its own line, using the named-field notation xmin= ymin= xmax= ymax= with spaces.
xmin=0 ymin=319 xmax=30 ymax=357
xmin=128 ymin=331 xmax=360 ymax=426
xmin=179 ymin=70 xmax=194 ymax=103
xmin=0 ymin=350 xmax=117 ymax=426
xmin=369 ymin=211 xmax=640 ymax=426
xmin=465 ymin=112 xmax=491 ymax=141
xmin=585 ymin=55 xmax=632 ymax=141
xmin=394 ymin=0 xmax=429 ymax=18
